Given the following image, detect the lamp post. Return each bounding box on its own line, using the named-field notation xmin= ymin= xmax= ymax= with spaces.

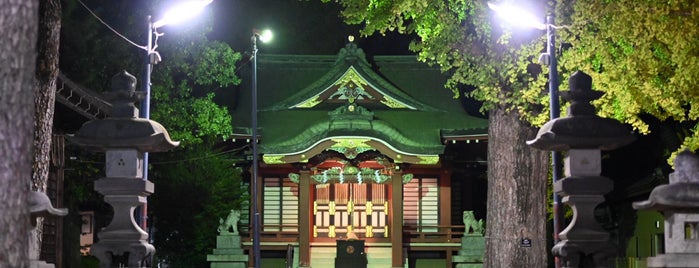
xmin=139 ymin=0 xmax=213 ymax=230
xmin=251 ymin=28 xmax=272 ymax=268
xmin=488 ymin=2 xmax=562 ymax=265
xmin=543 ymin=17 xmax=563 ymax=257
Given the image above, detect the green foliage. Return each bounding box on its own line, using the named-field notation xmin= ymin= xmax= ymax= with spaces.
xmin=321 ymin=0 xmax=551 ymax=123
xmin=62 ymin=1 xmax=238 ymax=148
xmin=80 ymin=256 xmax=100 ymax=268
xmin=148 ymin=15 xmax=240 ymax=147
xmin=323 ymin=0 xmax=699 ymax=164
xmin=151 ymin=91 xmax=234 ymax=146
xmin=150 ymin=149 xmax=247 ymax=267
xmin=556 ymin=0 xmax=699 ymax=164
xmin=60 ymin=0 xmax=140 ymax=91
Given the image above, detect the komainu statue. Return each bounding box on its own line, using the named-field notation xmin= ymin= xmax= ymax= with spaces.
xmin=463 ymin=210 xmax=485 ymax=235
xmin=217 ymin=209 xmax=241 ymax=235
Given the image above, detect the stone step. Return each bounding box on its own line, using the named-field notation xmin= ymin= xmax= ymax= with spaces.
xmin=310 ymin=246 xmax=336 ymax=267
xmin=366 ymin=247 xmax=392 ymax=267
xmin=310 ymin=245 xmax=397 ymax=268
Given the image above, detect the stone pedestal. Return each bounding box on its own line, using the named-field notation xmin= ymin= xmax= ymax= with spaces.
xmin=453 ymin=211 xmax=485 ymax=268
xmin=90 ymin=176 xmax=155 ymax=268
xmin=552 ymin=150 xmax=617 ymax=267
xmin=207 ymin=235 xmax=248 ymax=268
xmin=452 ymin=234 xmax=485 ymax=268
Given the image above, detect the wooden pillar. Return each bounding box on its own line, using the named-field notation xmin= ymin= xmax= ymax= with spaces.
xmin=391 ymin=170 xmax=403 ymax=268
xmin=299 ymin=170 xmax=311 ymax=267
xmin=440 ymin=169 xmax=452 ymax=236
xmin=442 ymin=170 xmax=454 ymax=267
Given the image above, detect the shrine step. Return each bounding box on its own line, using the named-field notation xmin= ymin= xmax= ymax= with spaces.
xmin=310 ymin=246 xmax=335 ymax=267
xmin=365 ymin=246 xmax=392 ymax=268
xmin=310 ymin=245 xmax=399 ymax=268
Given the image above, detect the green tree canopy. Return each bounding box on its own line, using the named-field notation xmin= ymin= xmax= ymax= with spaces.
xmin=325 ymin=0 xmax=699 ymax=161
xmin=557 ymin=0 xmax=699 ymax=163
xmin=324 ymin=0 xmax=549 ymax=120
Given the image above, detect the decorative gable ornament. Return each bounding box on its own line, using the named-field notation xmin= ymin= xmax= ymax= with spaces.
xmin=292 ymin=66 xmax=415 ymax=110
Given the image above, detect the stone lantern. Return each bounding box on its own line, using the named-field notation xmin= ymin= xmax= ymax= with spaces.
xmin=68 ymin=71 xmax=179 ymax=267
xmin=634 ymin=150 xmax=699 ymax=267
xmin=29 ymin=191 xmax=68 ymax=268
xmin=527 ymin=71 xmax=635 ymax=267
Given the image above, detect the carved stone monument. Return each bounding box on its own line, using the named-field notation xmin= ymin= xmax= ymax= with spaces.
xmin=634 ymin=151 xmax=699 ymax=267
xmin=452 ymin=210 xmax=485 ymax=268
xmin=207 ymin=209 xmax=248 ymax=268
xmin=68 ymin=71 xmax=179 ymax=267
xmin=528 ymin=71 xmax=635 ymax=267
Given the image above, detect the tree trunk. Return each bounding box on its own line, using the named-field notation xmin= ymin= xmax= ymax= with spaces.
xmin=0 ymin=0 xmax=40 ymax=267
xmin=33 ymin=0 xmax=61 ymax=194
xmin=30 ymin=0 xmax=61 ymax=260
xmin=484 ymin=106 xmax=548 ymax=267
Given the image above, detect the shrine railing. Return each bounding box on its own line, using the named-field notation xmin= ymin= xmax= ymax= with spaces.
xmin=403 ymin=225 xmax=467 ymax=243
xmin=246 ymin=224 xmax=300 ymax=242
xmin=242 ymin=224 xmax=469 ymax=245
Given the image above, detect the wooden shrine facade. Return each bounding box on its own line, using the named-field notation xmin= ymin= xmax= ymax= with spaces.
xmin=229 ymin=41 xmax=489 ymax=267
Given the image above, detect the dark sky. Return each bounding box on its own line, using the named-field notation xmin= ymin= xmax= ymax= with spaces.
xmin=54 ymin=0 xmax=415 ymax=131
xmin=207 ymin=0 xmax=413 ymax=56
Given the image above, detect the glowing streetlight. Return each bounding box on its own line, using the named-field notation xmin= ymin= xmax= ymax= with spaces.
xmin=256 ymin=29 xmax=273 ymax=44
xmin=138 ymin=0 xmax=213 ymax=230
xmin=488 ymin=2 xmax=563 ymax=264
xmin=251 ymin=28 xmax=272 ymax=268
xmin=153 ymin=0 xmax=213 ymax=28
xmin=487 ymin=2 xmax=545 ymax=30
xmin=143 ymin=0 xmax=214 ymax=121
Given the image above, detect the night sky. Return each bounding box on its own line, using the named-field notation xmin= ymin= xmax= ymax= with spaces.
xmin=207 ymin=0 xmax=413 ymax=56
xmin=53 ymin=0 xmax=416 ymax=131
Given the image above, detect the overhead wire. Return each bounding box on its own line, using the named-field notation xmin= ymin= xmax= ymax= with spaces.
xmin=153 ymin=145 xmax=249 ymax=165
xmin=70 ymin=144 xmax=250 ymax=165
xmin=76 ymin=0 xmax=147 ymax=51
xmin=72 ymin=0 xmax=252 ymax=166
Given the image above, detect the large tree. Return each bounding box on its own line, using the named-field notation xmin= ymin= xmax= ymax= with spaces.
xmin=30 ymin=0 xmax=61 ymax=259
xmin=0 ymin=0 xmax=39 ymax=267
xmin=556 ymin=0 xmax=699 ymax=164
xmin=32 ymin=0 xmax=61 ymax=195
xmin=320 ymin=0 xmax=550 ymax=267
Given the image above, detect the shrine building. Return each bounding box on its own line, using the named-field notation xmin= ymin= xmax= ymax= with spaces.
xmin=229 ymin=41 xmax=489 ymax=267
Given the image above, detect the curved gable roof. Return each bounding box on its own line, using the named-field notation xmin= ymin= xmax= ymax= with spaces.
xmin=229 ymin=42 xmax=488 ymax=164
xmin=265 ymin=43 xmax=440 ymax=112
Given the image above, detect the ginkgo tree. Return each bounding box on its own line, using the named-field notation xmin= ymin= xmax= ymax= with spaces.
xmin=557 ymin=0 xmax=699 ymax=164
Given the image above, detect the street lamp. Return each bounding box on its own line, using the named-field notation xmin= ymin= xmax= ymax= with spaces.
xmin=139 ymin=0 xmax=213 ymax=230
xmin=488 ymin=0 xmax=563 ymax=261
xmin=251 ymin=28 xmax=272 ymax=268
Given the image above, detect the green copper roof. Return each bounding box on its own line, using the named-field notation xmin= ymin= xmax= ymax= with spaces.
xmin=229 ymin=42 xmax=487 ymax=164
xmin=266 ymin=43 xmax=439 ymax=112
